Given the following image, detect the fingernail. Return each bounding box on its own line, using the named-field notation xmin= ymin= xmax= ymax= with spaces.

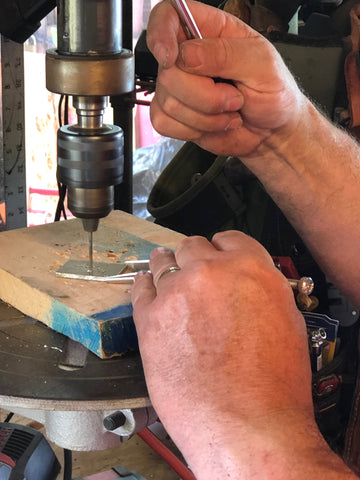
xmin=225 ymin=115 xmax=242 ymax=131
xmin=150 ymin=246 xmax=173 ymax=259
xmin=225 ymin=95 xmax=243 ymax=112
xmin=181 ymin=42 xmax=203 ymax=68
xmin=133 ymin=270 xmax=151 ymax=282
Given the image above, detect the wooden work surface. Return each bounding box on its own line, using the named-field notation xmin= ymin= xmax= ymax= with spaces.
xmin=0 ymin=211 xmax=184 ymax=358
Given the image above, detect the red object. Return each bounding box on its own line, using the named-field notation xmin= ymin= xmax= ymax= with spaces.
xmin=28 ymin=187 xmax=59 ymax=196
xmin=137 ymin=428 xmax=196 ymax=480
xmin=314 ymin=374 xmax=340 ymax=397
xmin=0 ymin=452 xmax=15 ymax=468
xmin=272 ymin=256 xmax=300 ymax=280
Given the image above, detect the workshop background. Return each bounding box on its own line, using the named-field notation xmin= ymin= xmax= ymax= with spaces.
xmin=1 ymin=0 xmax=360 ymax=479
xmin=15 ymin=0 xmax=165 ymax=228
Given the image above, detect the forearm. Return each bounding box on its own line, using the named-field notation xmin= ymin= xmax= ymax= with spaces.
xmin=178 ymin=411 xmax=357 ymax=480
xmin=242 ymin=98 xmax=360 ymax=307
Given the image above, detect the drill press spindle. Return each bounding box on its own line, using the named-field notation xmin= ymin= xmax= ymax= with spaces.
xmin=46 ymin=0 xmax=134 ymax=258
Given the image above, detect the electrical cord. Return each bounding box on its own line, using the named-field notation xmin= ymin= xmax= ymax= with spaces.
xmin=137 ymin=428 xmax=196 ymax=480
xmin=55 ymin=95 xmax=68 ymax=221
xmin=55 ymin=181 xmax=67 ymax=222
xmin=4 ymin=412 xmax=14 ymax=423
xmin=63 ymin=449 xmax=72 ymax=480
xmin=58 ymin=94 xmax=64 ymax=128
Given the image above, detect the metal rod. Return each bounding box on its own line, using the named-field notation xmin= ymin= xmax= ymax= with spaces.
xmin=171 ymin=0 xmax=202 ymax=39
xmin=171 ymin=1 xmax=236 ymax=88
xmin=56 ymin=271 xmax=149 ymax=283
xmin=88 ymin=231 xmax=93 ymax=274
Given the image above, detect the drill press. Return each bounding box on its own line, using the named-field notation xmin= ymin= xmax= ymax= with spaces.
xmin=46 ymin=0 xmax=134 ymax=271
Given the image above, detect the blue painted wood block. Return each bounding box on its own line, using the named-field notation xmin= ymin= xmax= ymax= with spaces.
xmin=0 ymin=211 xmax=184 ymax=358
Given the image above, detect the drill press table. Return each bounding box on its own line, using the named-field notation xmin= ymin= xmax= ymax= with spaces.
xmin=0 ymin=298 xmax=153 ymax=450
xmin=0 ymin=299 xmax=148 ymax=410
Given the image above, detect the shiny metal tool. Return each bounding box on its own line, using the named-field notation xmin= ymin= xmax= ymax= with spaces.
xmin=57 ymin=257 xmax=314 ymax=294
xmin=171 ymin=1 xmax=236 ymax=87
xmin=171 ymin=0 xmax=202 ymax=39
xmin=56 ymin=259 xmax=149 ymax=283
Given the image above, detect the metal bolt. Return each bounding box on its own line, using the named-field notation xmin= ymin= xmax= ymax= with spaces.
xmin=103 ymin=411 xmax=126 ymax=431
xmin=288 ymin=277 xmax=314 ymax=295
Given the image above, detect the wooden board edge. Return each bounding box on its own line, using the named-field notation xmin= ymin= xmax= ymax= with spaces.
xmin=0 ymin=269 xmax=139 ymax=358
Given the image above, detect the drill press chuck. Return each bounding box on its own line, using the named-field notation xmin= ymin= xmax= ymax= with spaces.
xmin=57 ymin=123 xmax=124 ymax=228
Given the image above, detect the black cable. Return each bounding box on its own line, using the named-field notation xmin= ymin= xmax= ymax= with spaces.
xmin=63 ymin=449 xmax=72 ymax=480
xmin=64 ymin=95 xmax=69 ymax=125
xmin=58 ymin=94 xmax=64 ymax=127
xmin=55 ymin=181 xmax=67 ymax=222
xmin=4 ymin=412 xmax=14 ymax=423
xmin=58 ymin=93 xmax=69 ymax=127
xmin=55 ymin=95 xmax=68 ymax=222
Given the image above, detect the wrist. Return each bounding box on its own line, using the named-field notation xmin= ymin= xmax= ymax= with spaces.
xmin=238 ymin=98 xmax=351 ymax=222
xmin=241 ymin=96 xmax=317 ymax=185
xmin=180 ymin=410 xmax=356 ymax=480
xmin=240 ymin=96 xmax=353 ymax=193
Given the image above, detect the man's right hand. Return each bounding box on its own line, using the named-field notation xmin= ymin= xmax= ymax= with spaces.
xmin=146 ymin=0 xmax=307 ymax=157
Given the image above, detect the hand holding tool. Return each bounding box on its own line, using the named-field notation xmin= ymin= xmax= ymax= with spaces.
xmin=170 ymin=1 xmax=237 ymax=86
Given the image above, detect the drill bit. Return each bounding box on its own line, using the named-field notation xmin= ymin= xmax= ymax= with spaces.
xmin=88 ymin=231 xmax=93 ymax=274
xmin=82 ymin=218 xmax=99 ymax=275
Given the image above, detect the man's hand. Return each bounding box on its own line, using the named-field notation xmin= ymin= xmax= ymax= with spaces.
xmin=131 ymin=231 xmax=334 ymax=479
xmin=147 ymin=0 xmax=306 ymax=157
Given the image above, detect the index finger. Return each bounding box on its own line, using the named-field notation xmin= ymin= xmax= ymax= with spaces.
xmin=146 ymin=1 xmax=183 ymax=67
xmin=146 ymin=0 xmax=255 ymax=67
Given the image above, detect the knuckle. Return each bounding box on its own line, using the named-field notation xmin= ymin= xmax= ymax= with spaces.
xmin=201 ymin=91 xmax=228 ymax=115
xmin=238 ymin=254 xmax=281 ymax=290
xmin=176 ymin=236 xmax=207 ymax=256
xmin=212 ymin=230 xmax=244 ymax=242
xmin=183 ymin=260 xmax=214 ymax=291
xmin=213 ymin=38 xmax=231 ymax=72
xmin=161 ymin=95 xmax=179 ymax=117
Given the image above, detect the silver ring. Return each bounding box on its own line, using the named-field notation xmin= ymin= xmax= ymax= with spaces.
xmin=158 ymin=266 xmax=181 ymax=281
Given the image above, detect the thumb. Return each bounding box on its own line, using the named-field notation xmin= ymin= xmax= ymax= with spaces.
xmin=178 ymin=35 xmax=273 ymax=87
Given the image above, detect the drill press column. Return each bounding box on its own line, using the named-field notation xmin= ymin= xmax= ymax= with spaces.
xmin=46 ymin=0 xmax=134 ymax=236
